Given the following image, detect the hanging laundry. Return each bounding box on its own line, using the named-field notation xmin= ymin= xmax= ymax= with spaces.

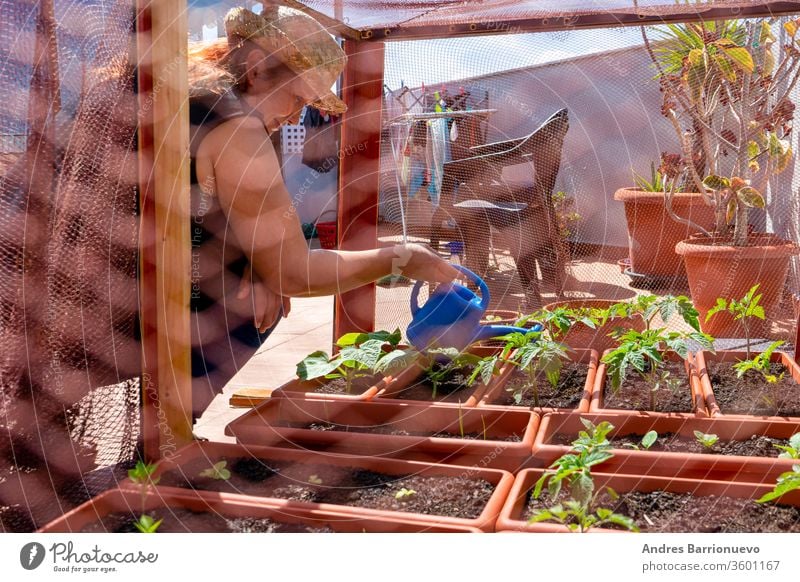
xmin=302 ymin=106 xmax=339 ymax=173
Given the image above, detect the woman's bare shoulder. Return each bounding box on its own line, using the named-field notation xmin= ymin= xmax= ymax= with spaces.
xmin=199 ymin=115 xmax=276 ymax=161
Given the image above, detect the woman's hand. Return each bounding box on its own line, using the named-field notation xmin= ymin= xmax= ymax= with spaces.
xmin=392 ymin=243 xmax=460 ymax=283
xmin=237 ymin=265 xmax=291 ymax=333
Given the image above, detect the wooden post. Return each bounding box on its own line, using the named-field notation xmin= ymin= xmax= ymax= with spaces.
xmin=333 ymin=40 xmax=385 ymax=342
xmin=137 ymin=0 xmax=192 ymax=459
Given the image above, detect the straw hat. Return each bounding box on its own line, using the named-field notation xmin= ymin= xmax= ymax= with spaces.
xmin=225 ymin=5 xmax=347 ymax=114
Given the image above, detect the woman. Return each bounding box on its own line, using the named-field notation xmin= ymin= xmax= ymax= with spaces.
xmin=188 ymin=6 xmax=457 ymax=417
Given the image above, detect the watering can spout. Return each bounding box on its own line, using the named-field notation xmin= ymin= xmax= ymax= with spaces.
xmin=474 ymin=324 xmax=537 ymax=342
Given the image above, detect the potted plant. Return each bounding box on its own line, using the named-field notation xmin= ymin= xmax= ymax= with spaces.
xmin=644 ymin=19 xmax=800 ymax=336
xmin=224 ymin=396 xmax=539 ymax=471
xmin=695 ymin=285 xmax=800 ymax=417
xmin=376 ymin=345 xmax=503 ymax=406
xmin=594 ymin=295 xmax=714 ymax=415
xmin=120 ymin=440 xmax=514 ymax=532
xmin=38 ymin=488 xmax=484 ymax=533
xmin=534 ymin=411 xmax=800 ymax=481
xmin=614 ymin=157 xmax=715 ymax=283
xmin=276 ymin=329 xmax=417 ymax=401
xmin=477 ymin=315 xmax=599 ymax=411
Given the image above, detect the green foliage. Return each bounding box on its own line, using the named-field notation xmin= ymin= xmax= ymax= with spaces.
xmin=134 ymin=514 xmax=163 ymax=534
xmin=534 ymin=418 xmax=614 ymax=506
xmin=733 ymin=340 xmax=785 ymax=384
xmin=529 ymin=499 xmax=639 ymax=533
xmin=633 ymin=161 xmax=668 ymax=193
xmin=501 ymin=329 xmax=570 ymax=408
xmin=607 ymin=294 xmax=701 ymax=333
xmin=199 ymin=461 xmax=231 ymax=481
xmin=706 ymin=284 xmax=764 ymax=357
xmin=757 ymin=464 xmax=800 ymax=504
xmin=395 ymin=488 xmax=417 ymax=501
xmin=693 ymin=430 xmax=719 ymax=449
xmin=601 ymin=327 xmax=712 ymax=410
xmin=530 ymin=419 xmax=638 ymax=533
xmin=624 ymin=430 xmax=659 ymax=451
xmin=420 ymin=348 xmax=494 ymax=399
xmin=297 ymin=329 xmax=409 ymax=393
xmin=128 ymin=460 xmax=159 ymax=486
xmin=772 ymin=433 xmax=800 ymax=460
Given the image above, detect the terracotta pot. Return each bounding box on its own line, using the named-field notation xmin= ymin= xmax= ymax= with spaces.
xmin=480 ymin=309 xmax=522 ymax=326
xmin=496 ymin=466 xmax=800 ymax=532
xmin=695 ymin=349 xmax=800 ymax=420
xmin=591 ymin=350 xmax=707 ymax=416
xmin=614 ymin=188 xmax=716 ymax=278
xmin=376 ymin=345 xmax=503 ymax=407
xmin=543 ymin=299 xmax=644 ymax=353
xmin=37 ymin=488 xmax=483 ymax=533
xmin=122 ymin=441 xmax=514 ymax=531
xmin=533 ymin=410 xmax=800 ymax=480
xmin=477 ymin=348 xmax=598 ymax=413
xmin=224 ymin=396 xmax=538 ymax=471
xmin=675 ymin=234 xmax=800 ymax=338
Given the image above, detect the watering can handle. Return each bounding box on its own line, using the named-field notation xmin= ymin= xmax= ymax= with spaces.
xmin=410 ymin=264 xmax=491 ymax=316
xmin=454 ymin=265 xmax=491 ymax=310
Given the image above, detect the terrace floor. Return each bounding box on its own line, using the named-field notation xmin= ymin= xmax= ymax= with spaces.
xmin=193 ymin=227 xmax=798 ymax=443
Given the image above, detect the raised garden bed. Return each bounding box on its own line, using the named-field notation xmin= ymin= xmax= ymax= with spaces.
xmin=591 ymin=351 xmax=707 ymax=416
xmin=376 ymin=346 xmax=504 ymax=407
xmin=38 ymin=488 xmax=482 ymax=533
xmin=696 ymin=350 xmax=800 ymax=419
xmin=224 ymin=397 xmax=538 ymax=471
xmin=478 ymin=349 xmax=598 ymax=412
xmin=532 ymin=411 xmax=800 ymax=480
xmin=121 ymin=441 xmax=513 ymax=531
xmin=496 ymin=468 xmax=800 ymax=533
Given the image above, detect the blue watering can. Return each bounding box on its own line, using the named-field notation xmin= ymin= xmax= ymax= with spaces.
xmin=407 ymin=264 xmax=538 ymax=352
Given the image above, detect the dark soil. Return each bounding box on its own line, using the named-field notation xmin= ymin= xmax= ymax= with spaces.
xmin=603 ymin=360 xmax=693 ymax=413
xmin=393 ymin=366 xmax=477 ymax=403
xmin=292 ymin=422 xmax=521 ymax=442
xmin=551 ymin=432 xmax=784 ymax=457
xmin=311 ymin=376 xmax=380 ymax=395
xmin=493 ymin=362 xmax=587 ymax=408
xmin=80 ymin=508 xmax=334 ymax=533
xmin=708 ymin=361 xmax=800 ymax=417
xmin=525 ymin=489 xmax=800 ymax=532
xmin=158 ymin=457 xmax=494 ymax=519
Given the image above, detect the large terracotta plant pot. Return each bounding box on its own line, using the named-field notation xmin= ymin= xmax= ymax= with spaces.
xmin=477 ymin=348 xmax=598 ymax=413
xmin=544 ymin=299 xmax=645 ymax=353
xmin=38 ymin=488 xmax=482 ymax=533
xmin=675 ymin=234 xmax=800 ymax=337
xmin=122 ymin=441 xmax=514 ymax=532
xmin=614 ymin=188 xmax=715 ymax=279
xmin=496 ymin=466 xmax=800 ymax=532
xmin=224 ymin=396 xmax=538 ymax=471
xmin=533 ymin=411 xmax=800 ymax=480
xmin=695 ymin=349 xmax=800 ymax=419
xmin=591 ymin=351 xmax=707 ymax=416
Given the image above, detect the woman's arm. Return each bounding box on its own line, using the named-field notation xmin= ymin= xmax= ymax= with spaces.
xmin=206 ymin=117 xmax=457 ymax=298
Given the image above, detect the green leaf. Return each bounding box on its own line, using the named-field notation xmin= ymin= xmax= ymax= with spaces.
xmin=737 ymin=186 xmax=765 ymax=208
xmin=715 ymin=40 xmax=755 ymax=73
xmin=641 ymin=430 xmax=658 ymax=449
xmin=602 ymin=511 xmax=640 ymax=532
xmin=296 ymin=351 xmax=339 ymax=380
xmin=702 ymin=174 xmax=731 ymax=191
xmin=790 ymin=433 xmax=800 ymax=451
xmin=705 ymin=297 xmax=729 ymax=322
xmin=335 ymin=332 xmax=363 ymax=347
xmin=375 ymin=349 xmax=417 ymax=373
xmin=712 ymin=53 xmax=736 ymax=82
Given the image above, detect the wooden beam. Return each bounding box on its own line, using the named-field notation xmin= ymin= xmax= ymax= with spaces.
xmin=137 ymin=0 xmax=192 ymax=460
xmin=333 ymin=40 xmax=385 ymax=342
xmin=355 ymin=1 xmax=800 ymax=41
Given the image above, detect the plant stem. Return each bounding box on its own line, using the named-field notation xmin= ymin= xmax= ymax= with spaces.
xmin=457 ymin=401 xmax=464 ymax=438
xmin=529 ymin=366 xmax=539 ymax=408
